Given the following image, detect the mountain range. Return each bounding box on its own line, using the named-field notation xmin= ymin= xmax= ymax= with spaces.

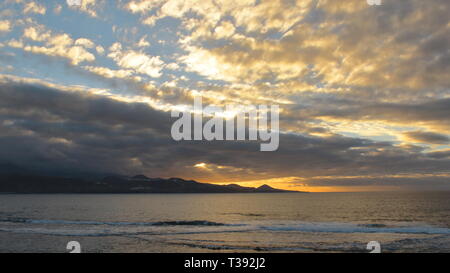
xmin=0 ymin=173 xmax=301 ymax=194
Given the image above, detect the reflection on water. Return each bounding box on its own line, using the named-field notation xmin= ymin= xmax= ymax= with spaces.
xmin=1 ymin=192 xmax=450 ymax=252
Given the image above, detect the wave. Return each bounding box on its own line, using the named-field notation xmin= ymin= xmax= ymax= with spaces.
xmin=260 ymin=222 xmax=450 ymax=235
xmin=0 ymin=217 xmax=236 ymax=227
xmin=1 ymin=217 xmax=450 ymax=235
xmin=222 ymin=213 xmax=265 ymax=217
xmin=169 ymin=241 xmax=311 ymax=252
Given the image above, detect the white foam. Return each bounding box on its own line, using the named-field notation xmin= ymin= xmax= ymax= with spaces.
xmin=258 ymin=221 xmax=450 ymax=235
xmin=2 ymin=218 xmax=450 ymax=236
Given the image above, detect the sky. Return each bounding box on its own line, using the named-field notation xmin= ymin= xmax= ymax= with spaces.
xmin=0 ymin=0 xmax=449 ymax=192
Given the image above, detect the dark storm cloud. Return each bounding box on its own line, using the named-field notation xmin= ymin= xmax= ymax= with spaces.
xmin=403 ymin=131 xmax=450 ymax=144
xmin=0 ymin=79 xmax=449 ymax=188
xmin=0 ymin=81 xmax=173 ymax=175
xmin=313 ymin=98 xmax=450 ymax=127
xmin=427 ymin=150 xmax=450 ymax=159
xmin=0 ymin=82 xmax=172 ymax=132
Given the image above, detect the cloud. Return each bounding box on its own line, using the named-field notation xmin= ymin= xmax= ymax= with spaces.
xmin=75 ymin=38 xmax=95 ymax=48
xmin=23 ymin=44 xmax=95 ymax=65
xmin=166 ymin=63 xmax=180 ymax=70
xmin=83 ymin=65 xmax=135 ymax=79
xmin=125 ymin=0 xmax=164 ymax=13
xmin=136 ymin=36 xmax=150 ymax=48
xmin=95 ymin=45 xmax=105 ymax=55
xmin=6 ymin=39 xmax=23 ymax=48
xmin=24 ymin=1 xmax=46 ymax=15
xmin=403 ymin=131 xmax=450 ymax=144
xmin=67 ymin=0 xmax=103 ymax=17
xmin=23 ymin=26 xmax=50 ymax=42
xmin=427 ymin=150 xmax=450 ymax=159
xmin=163 ymin=0 xmax=450 ymax=101
xmin=16 ymin=25 xmax=97 ymax=65
xmin=1 ymin=0 xmax=450 ymax=191
xmin=142 ymin=15 xmax=159 ymax=26
xmin=0 ymin=77 xmax=172 ymax=174
xmin=108 ymin=43 xmax=165 ymax=78
xmin=214 ymin=21 xmax=235 ymax=39
xmin=316 ymin=98 xmax=450 ymax=130
xmin=0 ymin=20 xmax=12 ymax=32
xmin=0 ymin=76 xmax=450 ymax=190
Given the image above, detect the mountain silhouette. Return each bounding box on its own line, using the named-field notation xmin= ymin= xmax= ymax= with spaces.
xmin=0 ymin=173 xmax=304 ymax=194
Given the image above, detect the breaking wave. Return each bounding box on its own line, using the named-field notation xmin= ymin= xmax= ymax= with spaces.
xmin=1 ymin=217 xmax=450 ymax=236
xmin=0 ymin=217 xmax=235 ymax=227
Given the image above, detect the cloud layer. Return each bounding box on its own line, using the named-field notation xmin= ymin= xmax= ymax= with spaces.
xmin=0 ymin=0 xmax=449 ymax=191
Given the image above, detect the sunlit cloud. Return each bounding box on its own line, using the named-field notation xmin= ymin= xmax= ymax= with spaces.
xmin=0 ymin=0 xmax=449 ymax=191
xmin=24 ymin=1 xmax=46 ymax=15
xmin=108 ymin=43 xmax=165 ymax=78
xmin=0 ymin=20 xmax=12 ymax=32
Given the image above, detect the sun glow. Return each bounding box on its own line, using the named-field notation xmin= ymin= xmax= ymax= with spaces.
xmin=194 ymin=163 xmax=207 ymax=168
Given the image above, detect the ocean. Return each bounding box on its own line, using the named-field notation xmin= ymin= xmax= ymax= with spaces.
xmin=1 ymin=192 xmax=450 ymax=253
